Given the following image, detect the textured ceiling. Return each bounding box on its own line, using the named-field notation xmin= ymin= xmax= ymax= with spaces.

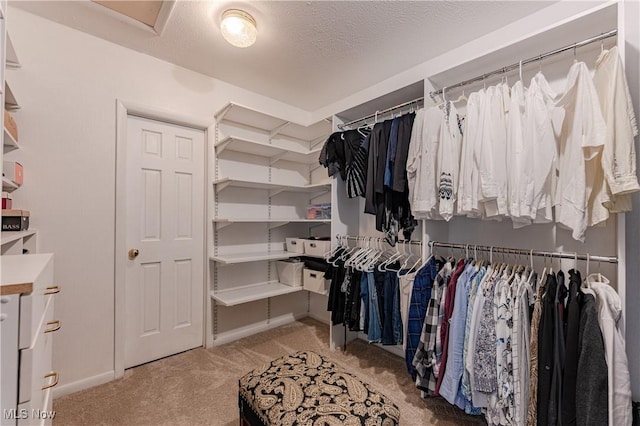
xmin=12 ymin=1 xmax=557 ymax=111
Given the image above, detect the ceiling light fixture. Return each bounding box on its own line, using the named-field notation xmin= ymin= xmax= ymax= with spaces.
xmin=220 ymin=9 xmax=257 ymax=48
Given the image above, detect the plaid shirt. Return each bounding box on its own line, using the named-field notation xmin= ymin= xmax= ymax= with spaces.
xmin=413 ymin=260 xmax=452 ymax=396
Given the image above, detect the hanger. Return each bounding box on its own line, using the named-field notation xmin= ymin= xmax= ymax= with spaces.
xmin=451 ymin=89 xmax=468 ymax=105
xmin=581 ymin=253 xmax=596 ymax=296
xmin=573 ymin=43 xmax=578 ymax=63
xmin=519 ymin=59 xmax=523 ymax=83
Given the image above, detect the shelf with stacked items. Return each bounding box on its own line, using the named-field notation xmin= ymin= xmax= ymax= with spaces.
xmin=210 ymin=281 xmax=303 ymax=307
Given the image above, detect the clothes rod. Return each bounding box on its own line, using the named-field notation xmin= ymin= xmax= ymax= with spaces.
xmin=429 ymin=241 xmax=618 ymax=264
xmin=338 ymin=234 xmax=423 ymax=246
xmin=337 ymin=96 xmax=424 ymax=130
xmin=430 ymin=29 xmax=617 ymax=98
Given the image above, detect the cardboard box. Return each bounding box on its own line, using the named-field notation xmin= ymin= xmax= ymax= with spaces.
xmin=4 ymin=109 xmax=17 ymax=141
xmin=1 ymin=209 xmax=30 ymax=231
xmin=3 ymin=161 xmax=23 ymax=186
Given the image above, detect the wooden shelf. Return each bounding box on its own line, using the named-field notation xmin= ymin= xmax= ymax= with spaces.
xmin=214 ymin=102 xmax=330 ymax=143
xmin=210 ymin=250 xmax=300 ymax=265
xmin=1 ymin=230 xmax=36 ymax=246
xmin=3 ymin=127 xmax=19 ymax=152
xmin=215 ymin=136 xmax=321 ymax=165
xmin=210 ymin=281 xmax=303 ymax=307
xmin=2 ymin=177 xmax=19 ymax=192
xmin=5 ymin=82 xmax=20 ymax=111
xmin=6 ymin=34 xmax=20 ymax=69
xmin=213 ymin=178 xmax=330 ymax=194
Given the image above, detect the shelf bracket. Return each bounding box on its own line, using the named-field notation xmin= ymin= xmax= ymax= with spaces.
xmin=215 ymin=222 xmax=233 ymax=231
xmin=214 ymin=103 xmax=234 ymax=123
xmin=215 ymin=139 xmax=232 ymax=155
xmin=269 ymin=121 xmax=291 ymax=139
xmin=215 ymin=181 xmax=232 ymax=193
xmin=310 ymin=134 xmax=329 ymax=150
xmin=310 ymin=163 xmax=323 ymax=172
xmin=268 ymin=221 xmax=289 ymax=229
xmin=269 ymin=152 xmax=288 ymax=166
xmin=309 ymin=188 xmax=331 ymax=201
xmin=269 ymin=188 xmax=286 ymax=197
xmin=309 ymin=222 xmax=330 ymax=231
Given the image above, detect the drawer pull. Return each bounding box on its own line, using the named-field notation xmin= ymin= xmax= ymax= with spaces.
xmin=44 ymin=320 xmax=61 ymax=333
xmin=42 ymin=372 xmax=59 ymax=390
xmin=44 ymin=286 xmax=61 ymax=295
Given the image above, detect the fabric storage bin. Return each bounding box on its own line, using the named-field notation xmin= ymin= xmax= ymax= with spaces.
xmin=2 ymin=209 xmax=29 ymax=231
xmin=303 ymin=239 xmax=331 ymax=257
xmin=303 ymin=268 xmax=329 ymax=294
xmin=285 ymin=237 xmax=305 ymax=254
xmin=276 ymin=260 xmax=304 ymax=287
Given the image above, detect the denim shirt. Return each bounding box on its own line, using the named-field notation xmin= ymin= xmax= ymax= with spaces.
xmin=439 ymin=262 xmax=477 ymax=408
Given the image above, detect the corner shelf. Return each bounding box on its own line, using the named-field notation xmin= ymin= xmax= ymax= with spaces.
xmin=213 ymin=177 xmax=330 ymax=194
xmin=6 ymin=34 xmax=20 ymax=69
xmin=214 ymin=102 xmax=330 ymax=143
xmin=4 ymin=82 xmax=20 ymax=110
xmin=2 ymin=177 xmax=19 ymax=192
xmin=210 ymin=281 xmax=303 ymax=307
xmin=213 ymin=218 xmax=330 ymax=230
xmin=210 ymin=251 xmax=299 ymax=265
xmin=215 ymin=135 xmax=322 ymax=165
xmin=0 ymin=229 xmax=36 ymax=246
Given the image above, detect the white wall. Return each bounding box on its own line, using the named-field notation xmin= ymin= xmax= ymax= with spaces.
xmin=6 ymin=6 xmax=311 ymax=393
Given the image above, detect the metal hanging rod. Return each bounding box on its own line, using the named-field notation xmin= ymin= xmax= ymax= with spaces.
xmin=337 ymin=96 xmax=424 ymax=130
xmin=338 ymin=234 xmax=423 ymax=246
xmin=429 ymin=29 xmax=617 ymax=99
xmin=429 ymin=241 xmax=618 ymax=264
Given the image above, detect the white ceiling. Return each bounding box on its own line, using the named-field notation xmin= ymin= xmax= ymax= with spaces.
xmin=12 ymin=1 xmax=558 ymax=111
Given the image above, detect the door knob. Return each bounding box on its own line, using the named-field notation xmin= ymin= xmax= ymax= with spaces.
xmin=128 ymin=248 xmax=140 ymax=259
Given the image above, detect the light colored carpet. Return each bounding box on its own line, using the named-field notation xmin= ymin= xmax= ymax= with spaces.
xmin=53 ymin=318 xmax=486 ymax=425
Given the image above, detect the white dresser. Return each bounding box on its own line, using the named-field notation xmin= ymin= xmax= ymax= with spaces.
xmin=1 ymin=254 xmax=58 ymax=426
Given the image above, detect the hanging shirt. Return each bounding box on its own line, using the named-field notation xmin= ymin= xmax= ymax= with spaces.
xmin=525 ymin=72 xmax=562 ymax=224
xmin=407 ymin=107 xmax=441 ymax=219
xmin=438 ymin=102 xmax=463 ymax=221
xmin=589 ymin=46 xmax=640 ymax=225
xmin=588 ymin=274 xmax=633 ymax=426
xmin=507 ymin=80 xmax=529 ymax=225
xmin=555 ymin=61 xmax=607 ymax=242
xmin=479 ymin=83 xmax=509 ymax=218
xmin=459 ymin=90 xmax=485 ymax=217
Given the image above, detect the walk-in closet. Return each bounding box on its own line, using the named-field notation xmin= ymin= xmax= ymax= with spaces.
xmin=1 ymin=1 xmax=639 ymax=425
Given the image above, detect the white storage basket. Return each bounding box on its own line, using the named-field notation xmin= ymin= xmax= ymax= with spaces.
xmin=303 ymin=268 xmax=329 ymax=294
xmin=276 ymin=260 xmax=304 ymax=287
xmin=285 ymin=238 xmax=305 ymax=254
xmin=303 ymin=240 xmax=331 ymax=257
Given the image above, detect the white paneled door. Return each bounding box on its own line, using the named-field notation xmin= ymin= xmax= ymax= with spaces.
xmin=125 ymin=116 xmax=204 ymax=369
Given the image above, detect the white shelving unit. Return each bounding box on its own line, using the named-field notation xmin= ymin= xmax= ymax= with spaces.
xmin=209 ymin=101 xmax=332 ymax=345
xmin=1 ymin=21 xmax=37 ymax=256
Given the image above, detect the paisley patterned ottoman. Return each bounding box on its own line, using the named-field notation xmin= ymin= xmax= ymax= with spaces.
xmin=238 ymin=351 xmax=399 ymax=426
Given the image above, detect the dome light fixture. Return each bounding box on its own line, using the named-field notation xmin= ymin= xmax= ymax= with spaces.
xmin=220 ymin=9 xmax=257 ymax=48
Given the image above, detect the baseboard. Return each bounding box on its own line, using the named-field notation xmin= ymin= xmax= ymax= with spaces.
xmin=306 ymin=312 xmax=330 ymax=325
xmin=212 ymin=312 xmax=306 ymax=346
xmin=52 ymin=371 xmax=115 ymax=399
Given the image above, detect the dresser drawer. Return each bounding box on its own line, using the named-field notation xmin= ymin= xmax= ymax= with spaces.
xmin=18 ymin=259 xmax=55 ymax=350
xmin=18 ymin=296 xmax=56 ymax=404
